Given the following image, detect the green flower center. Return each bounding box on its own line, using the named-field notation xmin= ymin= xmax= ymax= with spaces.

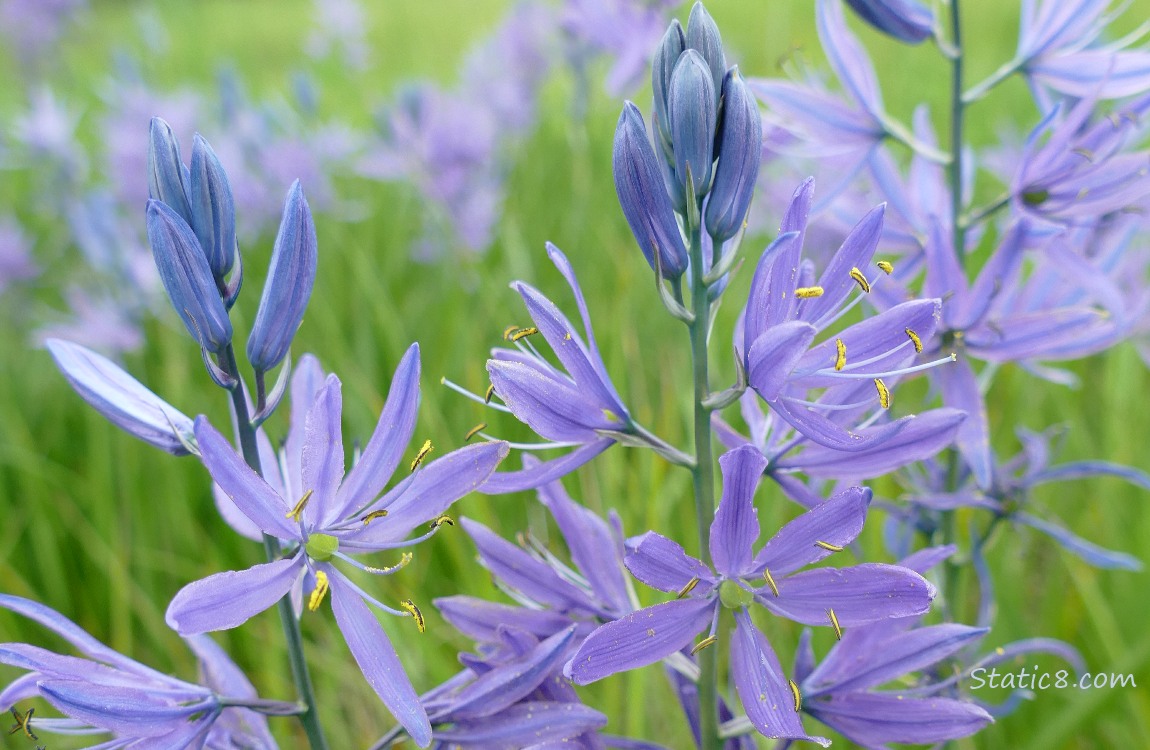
xmin=305 ymin=533 xmax=339 ymax=561
xmin=718 ymin=579 xmax=754 ymax=609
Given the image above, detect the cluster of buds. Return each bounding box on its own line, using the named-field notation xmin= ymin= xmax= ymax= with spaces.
xmin=613 ymin=2 xmax=762 ymax=280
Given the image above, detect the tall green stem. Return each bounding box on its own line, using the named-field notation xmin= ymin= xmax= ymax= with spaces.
xmin=948 ymin=0 xmax=967 ymax=266
xmin=220 ymin=345 xmax=330 ymax=750
xmin=686 ymin=222 xmax=721 ymax=750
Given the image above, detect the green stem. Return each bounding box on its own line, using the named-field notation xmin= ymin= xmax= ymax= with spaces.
xmin=220 ymin=345 xmax=330 ymax=750
xmin=947 ymin=0 xmax=967 ymax=266
xmin=686 ymin=220 xmax=721 ymax=750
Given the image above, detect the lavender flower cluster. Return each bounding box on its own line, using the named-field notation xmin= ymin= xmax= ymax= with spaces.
xmin=3 ymin=0 xmax=1148 ymax=748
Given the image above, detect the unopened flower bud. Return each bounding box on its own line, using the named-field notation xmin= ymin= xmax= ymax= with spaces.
xmin=146 ymin=199 xmax=232 ymax=354
xmin=685 ymin=2 xmax=726 ymax=102
xmin=147 ymin=117 xmax=192 ymax=225
xmin=613 ymin=103 xmax=689 ymax=278
xmin=247 ymin=180 xmax=317 ymax=373
xmin=651 ymin=19 xmax=686 ymax=152
xmin=188 ymin=134 xmax=237 ymax=280
xmin=668 ymin=49 xmax=717 ymax=200
xmin=705 ymin=69 xmax=762 ymax=242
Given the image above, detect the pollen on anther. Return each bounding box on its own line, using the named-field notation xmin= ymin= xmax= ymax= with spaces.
xmin=763 ymin=568 xmax=780 ymax=597
xmin=464 ymin=423 xmax=487 ymax=441
xmin=834 ymin=338 xmax=846 ymax=371
xmin=815 ymin=540 xmax=844 ymax=552
xmin=510 ymin=327 xmax=539 ymax=342
xmin=876 ymin=260 xmax=894 ymax=274
xmin=401 ymin=600 xmax=425 ymax=633
xmin=677 ymin=577 xmax=700 ymax=598
xmin=691 ymin=635 xmax=718 ymax=654
xmin=849 ymin=267 xmax=871 ymax=293
xmin=361 ymin=509 xmax=389 ymax=525
xmin=484 ymin=383 xmax=496 ymax=404
xmin=905 ymin=328 xmax=923 ymax=353
xmin=431 ymin=514 xmax=455 ymax=529
xmin=874 ymin=378 xmax=890 ymax=409
xmin=789 ymin=679 xmax=802 ymax=712
xmin=286 ymin=489 xmax=314 ymax=522
xmin=502 ymin=325 xmax=522 ymax=340
xmin=795 ymin=286 xmax=824 ymax=298
xmin=827 ymin=608 xmax=843 ymax=639
xmin=307 ymin=571 xmax=330 ymax=612
xmin=410 ymin=439 xmax=433 ymax=471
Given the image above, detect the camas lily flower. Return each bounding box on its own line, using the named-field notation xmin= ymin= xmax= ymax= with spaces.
xmin=165 ymin=344 xmax=509 ymax=747
xmin=843 ymin=0 xmax=933 ymax=44
xmin=739 ymin=178 xmax=955 ymax=454
xmin=0 ymin=594 xmax=294 ymax=749
xmin=567 ymin=445 xmax=935 ymax=744
xmin=447 ymin=244 xmax=686 ymax=493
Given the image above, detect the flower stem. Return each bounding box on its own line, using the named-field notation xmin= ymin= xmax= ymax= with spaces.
xmin=220 ymin=345 xmax=330 ymax=750
xmin=947 ymin=0 xmax=967 ymax=267
xmin=686 ymin=221 xmax=721 ymax=750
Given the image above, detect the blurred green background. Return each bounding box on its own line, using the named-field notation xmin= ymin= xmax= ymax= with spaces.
xmin=0 ymin=1 xmax=1148 ymax=748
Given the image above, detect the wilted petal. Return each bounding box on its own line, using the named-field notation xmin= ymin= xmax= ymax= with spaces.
xmin=247 ymin=180 xmax=318 ymax=373
xmin=327 ymin=570 xmax=430 ymax=746
xmin=625 ymin=532 xmax=715 ymax=593
xmin=567 ymin=598 xmax=715 ymax=684
xmin=47 ymin=338 xmax=195 ymax=455
xmin=731 ymin=610 xmax=828 ymax=745
xmin=752 ymin=487 xmax=871 ymax=577
xmin=764 ymin=564 xmax=934 ymax=627
xmin=166 ymin=557 xmax=303 ymax=635
xmin=710 ymin=446 xmax=766 ymax=577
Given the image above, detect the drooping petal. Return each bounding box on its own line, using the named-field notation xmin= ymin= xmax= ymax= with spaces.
xmin=817 ymin=0 xmax=885 ymax=118
xmin=709 ymin=446 xmax=767 ymax=577
xmin=566 ymin=598 xmax=715 ymax=684
xmin=762 ymin=564 xmax=934 ymax=627
xmin=46 ymin=338 xmax=195 ymax=456
xmin=327 ymin=570 xmax=431 ymax=747
xmin=346 ymin=442 xmax=509 ymax=545
xmin=731 ymin=610 xmax=829 ymax=746
xmin=843 ymin=0 xmax=934 ymax=44
xmin=166 ymin=557 xmax=303 ymax=635
xmin=488 ymin=360 xmax=615 ymax=443
xmin=1015 ymin=513 xmax=1143 ymax=570
xmin=194 ymin=416 xmax=300 ymax=540
xmin=806 ymin=692 xmax=992 ymax=746
xmin=752 ymin=487 xmax=872 ymax=577
xmin=479 ymin=439 xmax=614 ymax=494
xmin=625 ymin=532 xmax=716 ymax=593
xmin=329 ymin=343 xmax=421 ymax=525
xmin=432 ymin=701 xmax=606 ymax=748
xmin=935 ymin=356 xmax=992 ymax=489
xmin=38 ymin=680 xmax=205 ymax=737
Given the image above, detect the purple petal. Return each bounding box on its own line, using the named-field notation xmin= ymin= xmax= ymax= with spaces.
xmin=345 ymin=442 xmax=509 ymax=545
xmin=807 ymin=692 xmax=992 ymax=746
xmin=710 ymin=446 xmax=767 ymax=577
xmin=743 ymin=231 xmax=803 ymax=351
xmin=817 ymin=0 xmax=884 ymax=115
xmin=434 ymin=597 xmax=572 ymax=643
xmin=480 ymin=439 xmax=614 ymax=494
xmin=752 ymin=487 xmax=872 ymax=577
xmin=800 ymin=204 xmax=884 ymax=324
xmin=935 ymin=356 xmax=992 ymax=489
xmin=762 ymin=564 xmax=935 ymax=627
xmin=166 ymin=557 xmax=303 ymax=635
xmin=770 ymin=397 xmax=911 ymax=453
xmin=566 ymin=598 xmax=716 ymax=684
xmin=284 ymin=353 xmax=327 ymax=499
xmin=731 ymin=610 xmax=829 ymax=746
xmin=625 ymin=532 xmax=715 ymax=593
xmin=329 ymin=343 xmax=421 ymax=525
xmin=488 ymin=360 xmax=615 ymax=442
xmin=194 ymin=416 xmax=300 ymax=540
xmin=300 ymin=374 xmax=344 ymax=527
xmin=326 ymin=570 xmax=430 ymax=746
xmin=1015 ymin=512 xmax=1143 ymax=570
xmin=746 ymin=321 xmax=818 ymax=401
xmin=433 ymin=701 xmax=606 ymax=748
xmin=38 ymin=680 xmax=204 ymax=736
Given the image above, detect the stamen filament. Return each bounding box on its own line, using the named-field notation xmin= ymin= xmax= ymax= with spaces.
xmin=440 ymin=377 xmax=511 ymax=413
xmin=334 ymin=550 xmax=412 ymax=576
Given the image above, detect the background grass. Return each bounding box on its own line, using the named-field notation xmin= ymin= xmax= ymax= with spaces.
xmin=1 ymin=1 xmax=1148 ymax=748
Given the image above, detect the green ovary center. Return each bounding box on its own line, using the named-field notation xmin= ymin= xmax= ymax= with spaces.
xmin=306 ymin=533 xmax=339 ymax=561
xmin=719 ymin=579 xmax=754 ymax=609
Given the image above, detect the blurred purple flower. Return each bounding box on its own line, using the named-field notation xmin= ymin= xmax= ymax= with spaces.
xmin=561 ymin=0 xmax=677 ymax=95
xmin=0 ymin=218 xmax=37 ymax=294
xmin=305 ymin=0 xmax=371 ymax=70
xmin=0 ymin=0 xmax=85 ymax=65
xmin=843 ymin=0 xmax=933 ymax=44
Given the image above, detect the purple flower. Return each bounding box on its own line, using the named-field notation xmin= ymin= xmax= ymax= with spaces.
xmin=739 ymin=178 xmax=954 ymax=453
xmin=0 ymin=594 xmax=291 ymax=749
xmin=560 ymin=0 xmax=676 ymax=95
xmin=165 ymin=344 xmax=509 ymax=746
xmin=567 ymin=445 xmax=934 ymax=743
xmin=0 ymin=0 xmax=86 ymax=65
xmin=843 ymin=0 xmax=934 ymax=44
xmin=0 ymin=217 xmax=37 ymax=295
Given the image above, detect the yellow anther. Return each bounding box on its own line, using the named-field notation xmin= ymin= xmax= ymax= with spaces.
xmin=285 ymin=489 xmax=314 ymax=522
xmin=307 ymin=571 xmax=330 ymax=612
xmin=905 ymin=328 xmax=923 ymax=353
xmin=875 ymin=378 xmax=890 ymax=409
xmin=834 ymin=338 xmax=846 ymax=371
xmin=410 ymin=440 xmax=433 ymax=472
xmin=9 ymin=706 xmax=37 ymax=740
xmin=564 ymin=332 xmax=572 ymax=340
xmin=401 ymin=599 xmax=425 ymax=633
xmin=690 ymin=635 xmax=718 ymax=655
xmin=510 ymin=327 xmax=539 ymax=342
xmin=464 ymin=422 xmax=487 ymax=441
xmin=361 ymin=509 xmax=389 ymax=525
xmin=361 ymin=552 xmax=413 ymax=575
xmin=849 ymin=267 xmax=871 ymax=293
xmin=794 ymin=286 xmax=824 ymax=298
xmin=827 ymin=608 xmax=843 ymax=640
xmin=876 ymin=260 xmax=894 ymax=274
xmin=677 ymin=577 xmax=700 ymax=599
xmin=484 ymin=383 xmax=496 ymax=404
xmin=763 ymin=568 xmax=780 ymax=597
xmin=815 ymin=540 xmax=844 ymax=552
xmin=502 ymin=325 xmax=522 ymax=340
xmin=431 ymin=514 xmax=455 ymax=529
xmin=789 ymin=679 xmax=803 ymax=712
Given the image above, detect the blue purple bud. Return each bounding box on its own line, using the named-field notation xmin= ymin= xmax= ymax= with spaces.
xmin=844 ymin=0 xmax=935 ymax=44
xmin=147 ymin=117 xmax=193 ymax=225
xmin=613 ymin=103 xmax=689 ymax=278
xmin=651 ymin=19 xmax=686 ymax=151
xmin=705 ymin=68 xmax=762 ymax=242
xmin=685 ymin=2 xmax=726 ymax=103
xmin=146 ymin=199 xmax=233 ymax=355
xmin=188 ymin=133 xmax=237 ymax=280
xmin=668 ymin=49 xmax=717 ymax=199
xmin=247 ymin=180 xmax=317 ymax=373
